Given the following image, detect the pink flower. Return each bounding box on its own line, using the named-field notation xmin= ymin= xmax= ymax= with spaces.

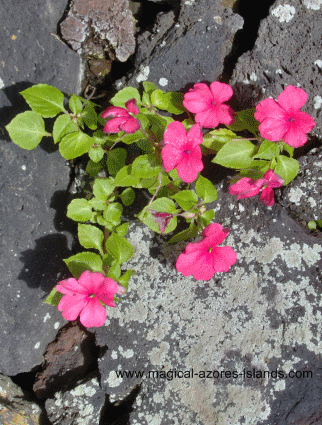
xmin=150 ymin=210 xmax=173 ymax=234
xmin=56 ymin=270 xmax=125 ymax=328
xmin=161 ymin=121 xmax=203 ymax=183
xmin=254 ymin=86 xmax=316 ymax=147
xmin=183 ymin=82 xmax=235 ymax=128
xmin=229 ymin=169 xmax=284 ymax=206
xmin=101 ymin=98 xmax=140 ymax=134
xmin=176 ymin=223 xmax=237 ymax=281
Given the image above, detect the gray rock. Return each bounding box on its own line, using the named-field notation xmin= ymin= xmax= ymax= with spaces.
xmin=0 ymin=0 xmax=82 ymax=375
xmin=60 ymin=0 xmax=136 ymax=62
xmin=95 ymin=188 xmax=322 ymax=423
xmin=118 ymin=0 xmax=243 ymax=91
xmin=45 ymin=371 xmax=106 ymax=425
xmin=276 ymin=147 xmax=322 ymax=223
xmin=230 ymin=0 xmax=322 ymax=139
xmin=0 ymin=374 xmax=42 ymax=425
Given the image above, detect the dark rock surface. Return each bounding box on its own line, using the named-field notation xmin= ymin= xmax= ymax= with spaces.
xmin=230 ymin=0 xmax=322 ymax=139
xmin=0 ymin=0 xmax=81 ymax=375
xmin=33 ymin=322 xmax=99 ymax=399
xmin=45 ymin=371 xmax=106 ymax=425
xmin=118 ymin=0 xmax=243 ymax=91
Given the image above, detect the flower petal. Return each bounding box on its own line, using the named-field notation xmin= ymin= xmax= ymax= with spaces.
xmin=254 ymin=98 xmax=286 ymax=122
xmin=209 ymin=81 xmax=234 ymax=103
xmin=97 ymin=277 xmax=119 ymax=307
xmin=103 ymin=117 xmax=128 ymax=133
xmin=263 ymin=170 xmax=284 ymax=188
xmin=164 ymin=121 xmax=187 ymax=146
xmin=125 ymin=98 xmax=139 ymax=115
xmin=78 ymin=270 xmax=105 ymax=294
xmin=120 ymin=117 xmax=140 ymax=133
xmin=101 ymin=106 xmax=129 ymax=118
xmin=211 ymin=246 xmax=237 ymax=273
xmin=56 ymin=278 xmax=88 ymax=295
xmin=215 ymin=104 xmax=235 ymax=125
xmin=202 ymin=223 xmax=230 ymax=246
xmin=258 ymin=118 xmax=289 ymax=141
xmin=294 ymin=111 xmax=316 ymax=133
xmin=79 ymin=297 xmax=107 ymax=327
xmin=161 ymin=144 xmax=184 ymax=172
xmin=58 ymin=294 xmax=87 ymax=321
xmin=229 ymin=178 xmax=262 ymax=199
xmin=183 ymin=83 xmax=213 ymax=113
xmin=259 ymin=186 xmax=275 ymax=206
xmin=277 ymin=86 xmax=308 ymax=113
xmin=187 ymin=123 xmax=203 ymax=147
xmin=283 ymin=125 xmax=308 ymax=147
xmin=195 ymin=107 xmax=219 ymax=128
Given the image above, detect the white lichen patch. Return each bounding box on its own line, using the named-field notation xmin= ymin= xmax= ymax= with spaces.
xmin=288 ymin=187 xmax=304 ymax=204
xmin=314 ymin=59 xmax=322 ymax=68
xmin=119 ymin=346 xmax=134 ymax=358
xmin=136 ymin=65 xmax=150 ymax=82
xmin=106 ymin=371 xmax=123 ymax=388
xmin=34 ymin=342 xmax=40 ymax=349
xmin=159 ymin=77 xmax=168 ymax=87
xmin=0 ymin=77 xmax=4 ymax=90
xmin=314 ymin=95 xmax=322 ymax=109
xmin=250 ymin=72 xmax=257 ymax=81
xmin=150 ymin=341 xmax=170 ymax=365
xmin=271 ymin=4 xmax=296 ymax=22
xmin=213 ymin=16 xmax=222 ymax=24
xmin=43 ymin=312 xmax=51 ymax=323
xmin=303 ymin=0 xmax=322 ymax=10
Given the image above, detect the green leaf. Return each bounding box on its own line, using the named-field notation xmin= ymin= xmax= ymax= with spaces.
xmin=86 ymin=160 xmax=103 ymax=177
xmin=107 ymin=261 xmax=121 ymax=280
xmin=6 ymin=111 xmax=48 ymax=149
xmin=93 ymin=178 xmax=114 ymax=201
xmin=110 ymin=87 xmax=141 ymax=108
xmin=114 ymin=165 xmax=141 ymax=187
xmin=64 ymin=252 xmax=104 ymax=278
xmin=131 ymin=154 xmax=161 ymax=178
xmin=44 ymin=287 xmax=64 ymax=306
xmin=142 ymin=82 xmax=160 ymax=97
xmin=103 ymin=202 xmax=123 ymax=226
xmin=53 ymin=114 xmax=79 ymax=144
xmin=171 ymin=190 xmax=198 ymax=211
xmin=117 ymin=269 xmax=135 ymax=290
xmin=168 ymin=222 xmax=199 ymax=244
xmin=202 ymin=129 xmax=238 ymax=151
xmin=105 ymin=233 xmax=135 ymax=264
xmin=281 ymin=142 xmax=294 ymax=158
xmin=115 ymin=222 xmax=129 ymax=236
xmin=274 ymin=155 xmax=299 ymax=185
xmin=59 ymin=131 xmax=94 ymax=160
xmin=81 ymin=105 xmax=98 ymax=130
xmin=106 ymin=148 xmax=127 ymax=176
xmin=199 ymin=209 xmax=215 ymax=227
xmin=195 ymin=175 xmax=217 ymax=203
xmin=89 ymin=145 xmax=104 ymax=162
xmin=212 ymin=140 xmax=257 ymax=169
xmin=78 ymin=223 xmax=104 ymax=255
xmin=69 ymin=95 xmax=83 ymax=115
xmin=254 ymin=140 xmax=280 ymax=160
xmin=21 ymin=84 xmax=66 ymax=118
xmin=227 ymin=108 xmax=259 ymax=135
xmin=120 ymin=187 xmax=135 ymax=206
xmin=89 ymin=197 xmax=107 ymax=211
xmin=122 ymin=131 xmax=146 ymax=145
xmin=137 ymin=198 xmax=177 ymax=234
xmin=136 ymin=138 xmax=153 ymax=153
xmin=67 ymin=198 xmax=93 ymax=222
xmin=151 ymin=90 xmax=185 ymax=114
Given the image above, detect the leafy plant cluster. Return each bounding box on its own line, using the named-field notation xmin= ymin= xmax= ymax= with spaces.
xmin=5 ymin=82 xmax=310 ymax=308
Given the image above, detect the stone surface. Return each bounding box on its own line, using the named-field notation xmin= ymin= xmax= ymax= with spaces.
xmin=230 ymin=0 xmax=322 ymax=139
xmin=276 ymin=147 xmax=322 ymax=223
xmin=0 ymin=0 xmax=82 ymax=375
xmin=33 ymin=322 xmax=99 ymax=399
xmin=0 ymin=374 xmax=43 ymax=425
xmin=118 ymin=0 xmax=243 ymax=91
xmin=60 ymin=0 xmax=136 ymax=62
xmin=95 ymin=189 xmax=322 ymax=423
xmin=45 ymin=371 xmax=106 ymax=425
